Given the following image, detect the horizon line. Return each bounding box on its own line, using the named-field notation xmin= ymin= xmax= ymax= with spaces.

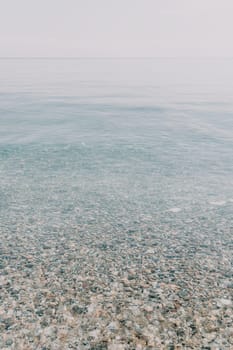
xmin=1 ymin=56 xmax=233 ymax=60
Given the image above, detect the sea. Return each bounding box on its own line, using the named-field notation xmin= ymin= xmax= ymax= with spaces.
xmin=0 ymin=58 xmax=233 ymax=242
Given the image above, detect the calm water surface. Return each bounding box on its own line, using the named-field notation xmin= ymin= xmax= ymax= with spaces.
xmin=0 ymin=59 xmax=233 ymax=237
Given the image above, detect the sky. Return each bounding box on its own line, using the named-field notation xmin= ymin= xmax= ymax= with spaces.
xmin=0 ymin=0 xmax=233 ymax=57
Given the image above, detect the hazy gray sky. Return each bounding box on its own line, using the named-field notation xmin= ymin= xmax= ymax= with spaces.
xmin=0 ymin=0 xmax=232 ymax=57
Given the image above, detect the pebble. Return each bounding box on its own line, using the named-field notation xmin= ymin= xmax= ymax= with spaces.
xmin=217 ymin=298 xmax=232 ymax=307
xmin=0 ymin=199 xmax=232 ymax=349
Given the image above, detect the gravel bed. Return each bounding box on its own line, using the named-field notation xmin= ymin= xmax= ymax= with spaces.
xmin=0 ymin=206 xmax=232 ymax=349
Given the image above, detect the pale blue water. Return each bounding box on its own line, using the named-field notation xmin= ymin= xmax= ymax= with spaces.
xmin=0 ymin=58 xmax=233 ymax=238
xmin=1 ymin=58 xmax=233 ymax=349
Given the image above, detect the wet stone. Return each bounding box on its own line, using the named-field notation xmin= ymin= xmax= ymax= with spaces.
xmin=168 ymin=345 xmax=175 ymax=350
xmin=90 ymin=342 xmax=108 ymax=350
xmin=25 ymin=263 xmax=34 ymax=268
xmin=3 ymin=318 xmax=14 ymax=331
xmin=5 ymin=339 xmax=13 ymax=347
xmin=35 ymin=309 xmax=44 ymax=317
xmin=71 ymin=305 xmax=88 ymax=315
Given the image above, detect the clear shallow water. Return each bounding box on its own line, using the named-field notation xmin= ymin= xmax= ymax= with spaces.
xmin=1 ymin=59 xmax=233 ymax=349
xmin=0 ymin=58 xmax=233 ymax=236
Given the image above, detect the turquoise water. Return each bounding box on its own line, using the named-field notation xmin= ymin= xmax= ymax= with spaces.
xmin=0 ymin=58 xmax=233 ymax=239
